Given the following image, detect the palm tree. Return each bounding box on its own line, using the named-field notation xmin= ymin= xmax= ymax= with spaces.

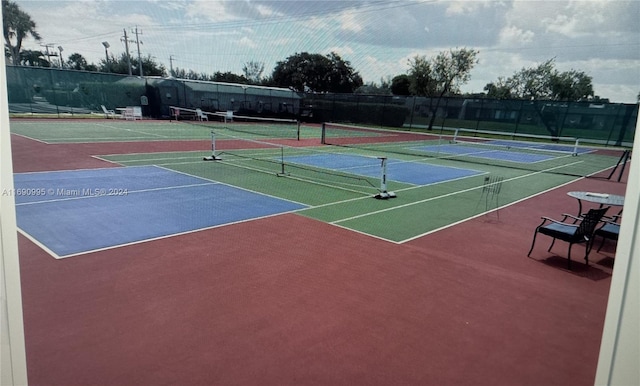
xmin=2 ymin=0 xmax=41 ymax=65
xmin=19 ymin=49 xmax=48 ymax=67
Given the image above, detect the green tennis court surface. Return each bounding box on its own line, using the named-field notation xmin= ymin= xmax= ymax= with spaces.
xmin=12 ymin=118 xmax=625 ymax=243
xmin=102 ymin=150 xmax=616 ymax=243
xmin=9 ymin=119 xmax=320 ymax=143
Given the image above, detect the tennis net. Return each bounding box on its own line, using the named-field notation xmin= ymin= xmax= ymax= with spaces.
xmin=170 ymin=106 xmax=301 ymax=140
xmin=204 ymin=132 xmax=382 ymax=196
xmin=321 ymin=122 xmax=629 ymax=178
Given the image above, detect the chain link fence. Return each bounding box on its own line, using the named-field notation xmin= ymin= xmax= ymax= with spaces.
xmin=5 ymin=66 xmax=301 ymax=120
xmin=304 ymin=94 xmax=638 ymax=146
xmin=6 ymin=66 xmax=637 ymax=146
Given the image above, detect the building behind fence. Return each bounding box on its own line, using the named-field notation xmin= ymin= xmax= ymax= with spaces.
xmin=6 ymin=66 xmax=638 ymax=146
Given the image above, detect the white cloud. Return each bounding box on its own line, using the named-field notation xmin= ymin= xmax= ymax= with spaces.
xmin=443 ymin=0 xmax=495 ymax=16
xmin=338 ymin=11 xmax=363 ymax=33
xmin=11 ymin=0 xmax=640 ymax=103
xmin=255 ymin=4 xmax=279 ymax=18
xmin=498 ymin=25 xmax=535 ymax=46
xmin=185 ymin=0 xmax=239 ymax=22
xmin=327 ymin=46 xmax=354 ymax=57
xmin=238 ymin=36 xmax=258 ymax=49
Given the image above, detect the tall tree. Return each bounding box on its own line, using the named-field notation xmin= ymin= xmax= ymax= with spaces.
xmin=549 ymin=69 xmax=594 ymax=101
xmin=242 ymin=60 xmax=264 ymax=84
xmin=408 ymin=47 xmax=479 ymax=129
xmin=272 ymin=52 xmax=362 ymax=93
xmin=508 ymin=58 xmax=556 ymax=100
xmin=66 ymin=52 xmax=98 ymax=71
xmin=390 ymin=74 xmax=411 ymax=96
xmin=100 ymin=53 xmax=166 ymax=76
xmin=212 ymin=71 xmax=247 ymax=83
xmin=484 ymin=58 xmax=594 ymax=101
xmin=2 ymin=0 xmax=41 ymax=66
xmin=325 ymin=52 xmax=363 ymax=93
xmin=483 ymin=78 xmax=512 ymax=99
xmin=66 ymin=52 xmax=91 ymax=71
xmin=356 ymin=77 xmax=392 ymax=95
xmin=484 ymin=59 xmax=595 ymax=136
xmin=139 ymin=55 xmax=166 ymax=77
xmin=407 ymin=55 xmax=434 ymax=96
xmin=19 ymin=49 xmax=47 ymax=67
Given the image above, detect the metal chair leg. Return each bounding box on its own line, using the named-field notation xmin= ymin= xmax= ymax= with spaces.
xmin=528 ymin=231 xmax=539 ymax=257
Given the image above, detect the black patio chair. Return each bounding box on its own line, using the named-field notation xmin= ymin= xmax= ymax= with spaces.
xmin=595 ymin=215 xmax=621 ymax=252
xmin=527 ymin=207 xmax=609 ymax=269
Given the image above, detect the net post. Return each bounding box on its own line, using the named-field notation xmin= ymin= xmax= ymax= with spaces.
xmin=321 ymin=123 xmax=326 ymax=145
xmin=276 ymin=146 xmax=289 ymax=176
xmin=374 ymin=157 xmax=396 ymax=199
xmin=203 ymin=130 xmax=222 ymax=161
xmin=297 ymin=120 xmax=301 ymax=141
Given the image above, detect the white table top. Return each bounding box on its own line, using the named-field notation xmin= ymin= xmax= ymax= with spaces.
xmin=567 ymin=191 xmax=625 ymax=206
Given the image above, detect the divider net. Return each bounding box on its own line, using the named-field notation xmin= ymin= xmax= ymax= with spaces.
xmin=170 ymin=106 xmax=300 ymax=140
xmin=321 ymin=122 xmax=628 ymax=178
xmin=205 ymin=130 xmax=382 ymax=196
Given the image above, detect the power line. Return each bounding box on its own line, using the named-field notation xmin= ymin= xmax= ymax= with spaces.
xmin=142 ymin=0 xmax=435 ymax=32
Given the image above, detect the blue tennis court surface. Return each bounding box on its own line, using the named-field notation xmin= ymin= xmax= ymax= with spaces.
xmin=14 ymin=166 xmax=306 ymax=258
xmin=412 ymin=144 xmax=556 ymax=163
xmin=487 ymin=140 xmax=593 ymax=154
xmin=284 ymin=154 xmax=483 ymax=185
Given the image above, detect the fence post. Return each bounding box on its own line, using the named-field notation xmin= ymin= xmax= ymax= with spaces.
xmin=440 ymin=97 xmax=450 ymax=133
xmin=474 ymin=97 xmax=484 ymax=134
xmin=557 ymin=101 xmax=571 ymax=138
xmin=48 ymin=68 xmax=61 ymax=118
xmin=408 ymin=96 xmax=416 ymax=129
xmin=513 ymin=99 xmax=524 ymax=136
xmin=605 ymin=103 xmax=622 ymax=146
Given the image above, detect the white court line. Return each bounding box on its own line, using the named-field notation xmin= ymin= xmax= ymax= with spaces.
xmin=17 ymin=228 xmax=62 ymax=259
xmin=13 ymin=164 xmax=144 ymax=175
xmin=155 ymin=164 xmax=309 ymax=207
xmin=91 ymin=155 xmax=127 ymax=166
xmin=37 ymin=209 xmax=304 ymax=260
xmin=111 ymin=155 xmax=203 ymax=163
xmin=16 ymin=165 xmax=307 ymax=259
xmin=94 ymin=122 xmax=169 ymax=138
xmin=11 ymin=132 xmax=50 ymax=144
xmin=99 ymin=149 xmax=205 ymax=158
xmin=15 ymin=182 xmax=217 ymax=206
xmin=330 ymin=161 xmax=584 ymax=225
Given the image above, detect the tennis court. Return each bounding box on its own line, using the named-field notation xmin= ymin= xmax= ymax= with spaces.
xmin=9 ymin=116 xmax=629 ymax=385
xmin=14 ymin=165 xmax=306 ymax=258
xmin=281 ymin=153 xmax=485 ymax=185
xmin=11 ymin=117 xmax=626 ymax=244
xmin=8 ymin=114 xmax=313 ymax=143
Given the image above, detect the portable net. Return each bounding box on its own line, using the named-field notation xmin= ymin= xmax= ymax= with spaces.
xmin=321 ymin=123 xmax=629 ymax=178
xmin=170 ymin=106 xmax=300 ymax=140
xmin=205 ymin=130 xmax=381 ymax=196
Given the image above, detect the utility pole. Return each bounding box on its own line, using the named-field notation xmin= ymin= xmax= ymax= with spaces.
xmin=169 ymin=55 xmax=175 ymax=77
xmin=40 ymin=44 xmax=58 ymax=67
xmin=133 ymin=26 xmax=143 ymax=77
xmin=121 ymin=29 xmax=133 ymax=76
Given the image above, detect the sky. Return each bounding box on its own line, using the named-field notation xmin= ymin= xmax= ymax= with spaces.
xmin=13 ymin=0 xmax=640 ymax=103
